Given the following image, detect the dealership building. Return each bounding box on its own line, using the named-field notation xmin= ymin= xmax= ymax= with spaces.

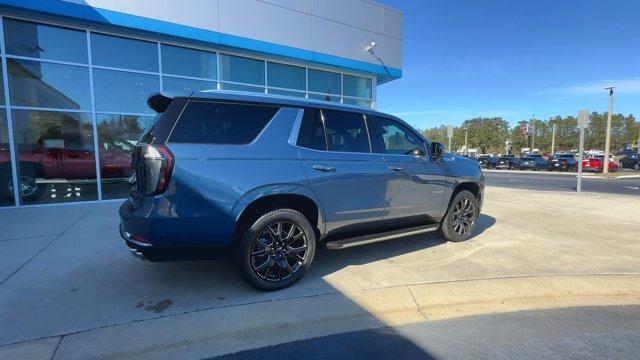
xmin=0 ymin=0 xmax=402 ymax=208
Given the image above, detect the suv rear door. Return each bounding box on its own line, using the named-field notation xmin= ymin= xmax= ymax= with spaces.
xmin=297 ymin=108 xmax=387 ymax=234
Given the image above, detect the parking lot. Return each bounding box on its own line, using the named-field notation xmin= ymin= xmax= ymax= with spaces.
xmin=1 ymin=184 xmax=639 ymax=359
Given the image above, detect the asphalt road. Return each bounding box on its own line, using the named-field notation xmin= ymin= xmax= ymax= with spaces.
xmin=484 ymin=170 xmax=640 ymax=196
xmin=218 ymin=306 xmax=640 ymax=360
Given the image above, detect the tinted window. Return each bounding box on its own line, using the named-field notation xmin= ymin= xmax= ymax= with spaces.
xmin=343 ymin=75 xmax=372 ymax=99
xmin=343 ymin=98 xmax=372 ymax=108
xmin=297 ymin=108 xmax=326 ymax=151
xmin=170 ymin=101 xmax=278 ymax=144
xmin=267 ymin=62 xmax=305 ymax=90
xmin=322 ymin=110 xmax=370 ymax=153
xmin=219 ymin=54 xmax=264 ymax=85
xmin=368 ymin=117 xmax=426 ymax=155
xmin=163 ymin=77 xmax=216 ymax=93
xmin=308 ymin=69 xmax=341 ymax=95
xmin=4 ymin=18 xmax=88 ymax=63
xmin=91 ymin=33 xmax=158 ymax=72
xmin=161 ymin=44 xmax=216 ymax=79
xmin=93 ymin=69 xmax=159 ymax=113
xmin=8 ymin=59 xmax=91 ymax=110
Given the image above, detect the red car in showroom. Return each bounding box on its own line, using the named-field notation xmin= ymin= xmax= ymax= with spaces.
xmin=581 ymin=155 xmax=618 ymax=173
xmin=0 ymin=131 xmax=132 ymax=201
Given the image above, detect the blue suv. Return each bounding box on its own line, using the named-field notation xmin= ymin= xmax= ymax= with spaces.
xmin=120 ymin=91 xmax=484 ymax=290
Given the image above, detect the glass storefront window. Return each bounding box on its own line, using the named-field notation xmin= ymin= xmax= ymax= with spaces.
xmin=220 ymin=82 xmax=265 ymax=93
xmin=267 ymin=62 xmax=305 ymax=91
xmin=0 ymin=110 xmax=15 ymax=206
xmin=3 ymin=18 xmax=88 ymax=63
xmin=267 ymin=88 xmax=306 ymax=98
xmin=163 ymin=77 xmax=217 ymax=93
xmin=161 ymin=44 xmax=216 ymax=79
xmin=97 ymin=114 xmax=154 ymax=199
xmin=220 ymin=54 xmax=264 ymax=86
xmin=11 ymin=110 xmax=97 ymax=205
xmin=93 ymin=69 xmax=159 ymax=114
xmin=91 ymin=33 xmax=158 ymax=72
xmin=308 ymin=93 xmax=340 ymax=102
xmin=8 ymin=59 xmax=91 ymax=110
xmin=0 ymin=62 xmax=5 ymax=105
xmin=343 ymin=75 xmax=372 ymax=99
xmin=308 ymin=69 xmax=341 ymax=96
xmin=343 ymin=98 xmax=372 ymax=108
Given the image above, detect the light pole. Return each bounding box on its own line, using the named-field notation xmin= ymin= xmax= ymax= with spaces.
xmin=464 ymin=130 xmax=468 ymax=156
xmin=603 ymin=86 xmax=615 ymax=174
xmin=530 ymin=115 xmax=535 ymax=154
xmin=550 ymin=122 xmax=557 ymax=155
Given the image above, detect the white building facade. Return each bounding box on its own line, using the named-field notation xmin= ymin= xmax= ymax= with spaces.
xmin=0 ymin=0 xmax=402 ymax=207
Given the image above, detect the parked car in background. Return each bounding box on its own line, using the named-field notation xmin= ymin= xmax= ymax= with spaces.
xmin=547 ymin=153 xmax=577 ymax=171
xmin=518 ymin=156 xmax=540 ymax=170
xmin=0 ymin=131 xmax=132 ymax=202
xmin=619 ymin=153 xmax=640 ymax=170
xmin=120 ymin=91 xmax=485 ymax=291
xmin=582 ymin=156 xmax=618 ymax=173
xmin=495 ymin=154 xmax=520 ymax=169
xmin=477 ymin=155 xmax=498 ymax=168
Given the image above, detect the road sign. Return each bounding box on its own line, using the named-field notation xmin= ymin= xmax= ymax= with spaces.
xmin=578 ymin=110 xmax=589 ymax=129
xmin=447 ymin=125 xmax=453 ymax=138
xmin=577 ymin=109 xmax=589 ymax=193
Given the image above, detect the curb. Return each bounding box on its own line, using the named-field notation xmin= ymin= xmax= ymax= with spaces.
xmin=483 ymin=169 xmax=595 ymax=176
xmin=4 ymin=274 xmax=638 ymax=359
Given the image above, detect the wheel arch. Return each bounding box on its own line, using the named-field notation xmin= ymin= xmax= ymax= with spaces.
xmin=231 ymin=189 xmax=324 ymax=248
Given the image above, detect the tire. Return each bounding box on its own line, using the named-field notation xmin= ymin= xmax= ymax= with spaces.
xmin=439 ymin=190 xmax=479 ymax=243
xmin=0 ymin=168 xmax=45 ymax=202
xmin=635 ymin=163 xmax=639 ymax=171
xmin=236 ymin=209 xmax=316 ymax=291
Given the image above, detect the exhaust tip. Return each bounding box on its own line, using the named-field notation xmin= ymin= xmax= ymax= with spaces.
xmin=128 ymin=247 xmax=147 ymax=261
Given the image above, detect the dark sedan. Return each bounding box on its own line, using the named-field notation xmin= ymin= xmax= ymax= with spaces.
xmin=477 ymin=155 xmax=498 ymax=168
xmin=619 ymin=153 xmax=640 ymax=170
xmin=547 ymin=154 xmax=577 ymax=171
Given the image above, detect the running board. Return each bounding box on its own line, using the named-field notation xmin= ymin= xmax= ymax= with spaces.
xmin=324 ymin=224 xmax=439 ymax=250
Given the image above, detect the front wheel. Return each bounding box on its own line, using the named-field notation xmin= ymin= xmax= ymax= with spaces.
xmin=439 ymin=190 xmax=479 ymax=242
xmin=236 ymin=209 xmax=316 ymax=291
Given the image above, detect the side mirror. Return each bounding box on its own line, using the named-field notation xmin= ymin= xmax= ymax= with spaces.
xmin=431 ymin=142 xmax=444 ymax=159
xmin=407 ymin=147 xmax=426 ymax=157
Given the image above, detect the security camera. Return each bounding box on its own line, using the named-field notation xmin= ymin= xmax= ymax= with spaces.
xmin=366 ymin=42 xmax=377 ymax=52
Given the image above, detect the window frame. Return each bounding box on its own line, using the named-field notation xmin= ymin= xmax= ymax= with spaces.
xmin=366 ymin=116 xmax=430 ymax=157
xmin=295 ymin=107 xmax=373 ymax=154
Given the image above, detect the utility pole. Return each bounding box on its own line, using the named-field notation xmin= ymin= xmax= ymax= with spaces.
xmin=464 ymin=130 xmax=468 ymax=156
xmin=603 ymin=87 xmax=615 ymax=173
xmin=577 ymin=110 xmax=588 ymax=193
xmin=530 ymin=115 xmax=535 ymax=154
xmin=551 ymin=123 xmax=557 ymax=155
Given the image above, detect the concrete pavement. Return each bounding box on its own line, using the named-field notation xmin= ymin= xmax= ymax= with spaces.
xmin=0 ymin=187 xmax=639 ymax=359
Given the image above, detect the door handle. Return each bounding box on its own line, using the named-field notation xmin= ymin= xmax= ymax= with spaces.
xmin=388 ymin=165 xmax=404 ymax=171
xmin=312 ymin=165 xmax=335 ymax=172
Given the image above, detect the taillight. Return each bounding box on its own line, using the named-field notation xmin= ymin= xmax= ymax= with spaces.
xmin=143 ymin=144 xmax=174 ymax=196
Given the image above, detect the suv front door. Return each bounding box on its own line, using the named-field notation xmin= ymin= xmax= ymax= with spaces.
xmin=368 ymin=116 xmax=446 ymax=224
xmin=297 ymin=109 xmax=387 ymax=234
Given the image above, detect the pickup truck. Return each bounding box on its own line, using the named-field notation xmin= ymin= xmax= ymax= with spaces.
xmin=0 ymin=131 xmax=132 ymax=201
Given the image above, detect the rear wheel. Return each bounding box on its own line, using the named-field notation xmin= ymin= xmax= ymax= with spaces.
xmin=440 ymin=190 xmax=479 ymax=242
xmin=1 ymin=169 xmax=45 ymax=202
xmin=236 ymin=209 xmax=316 ymax=291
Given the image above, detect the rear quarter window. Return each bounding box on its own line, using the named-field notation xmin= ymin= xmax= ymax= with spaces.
xmin=169 ymin=101 xmax=279 ymax=144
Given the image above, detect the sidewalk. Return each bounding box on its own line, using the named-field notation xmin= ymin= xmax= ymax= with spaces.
xmin=1 ymin=187 xmax=639 ymax=359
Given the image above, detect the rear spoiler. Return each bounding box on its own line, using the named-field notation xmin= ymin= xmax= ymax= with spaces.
xmin=147 ymin=91 xmax=192 ymax=113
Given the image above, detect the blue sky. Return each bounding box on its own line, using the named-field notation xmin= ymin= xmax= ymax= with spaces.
xmin=376 ymin=0 xmax=640 ymax=130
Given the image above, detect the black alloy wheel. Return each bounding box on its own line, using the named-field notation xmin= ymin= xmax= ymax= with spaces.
xmin=250 ymin=221 xmax=308 ymax=282
xmin=451 ymin=197 xmax=476 ymax=236
xmin=440 ymin=190 xmax=479 ymax=242
xmin=237 ymin=209 xmax=316 ymax=291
